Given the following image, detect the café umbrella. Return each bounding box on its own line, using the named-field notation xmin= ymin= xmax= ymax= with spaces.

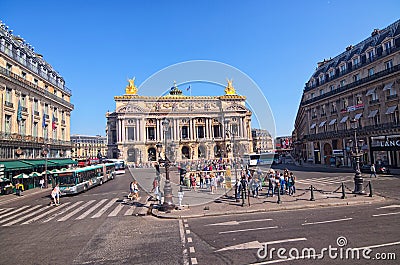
xmin=13 ymin=173 xmax=30 ymax=179
xmin=29 ymin=172 xmax=42 ymax=178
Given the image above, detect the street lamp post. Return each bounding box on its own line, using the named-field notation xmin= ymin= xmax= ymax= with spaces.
xmin=158 ymin=118 xmax=174 ymax=211
xmin=350 ymin=119 xmax=365 ymax=194
xmin=42 ymin=144 xmax=49 ymax=188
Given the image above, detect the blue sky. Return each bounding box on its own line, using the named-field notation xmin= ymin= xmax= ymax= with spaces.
xmin=1 ymin=0 xmax=399 ymax=137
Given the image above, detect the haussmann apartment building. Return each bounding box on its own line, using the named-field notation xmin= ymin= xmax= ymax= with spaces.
xmin=293 ymin=19 xmax=400 ymax=168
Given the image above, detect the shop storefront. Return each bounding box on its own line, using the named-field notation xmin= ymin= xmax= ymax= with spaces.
xmin=370 ymin=135 xmax=400 ymax=168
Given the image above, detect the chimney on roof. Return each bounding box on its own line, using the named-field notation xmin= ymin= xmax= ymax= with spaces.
xmin=371 ymin=28 xmax=380 ymax=36
xmin=346 ymin=45 xmax=353 ymax=51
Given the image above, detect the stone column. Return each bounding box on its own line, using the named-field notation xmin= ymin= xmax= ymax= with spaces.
xmin=137 ymin=119 xmax=141 ymax=141
xmin=122 ymin=119 xmax=126 ymax=143
xmin=239 ymin=117 xmax=243 ymax=138
xmin=116 ymin=118 xmax=120 ymax=143
xmin=156 ymin=119 xmax=160 ymax=141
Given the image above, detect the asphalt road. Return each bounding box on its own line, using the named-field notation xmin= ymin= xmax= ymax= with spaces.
xmin=0 ymin=163 xmax=399 ymax=265
xmin=183 ymin=201 xmax=400 ymax=265
xmin=0 ymin=171 xmax=182 ymax=265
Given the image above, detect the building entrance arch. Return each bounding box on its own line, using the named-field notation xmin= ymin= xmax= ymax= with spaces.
xmin=198 ymin=145 xmax=206 ymax=159
xmin=323 ymin=143 xmax=333 ymax=165
xmin=127 ymin=148 xmax=137 ymax=163
xmin=181 ymin=146 xmax=190 ymax=159
xmin=148 ymin=148 xmax=156 ymax=161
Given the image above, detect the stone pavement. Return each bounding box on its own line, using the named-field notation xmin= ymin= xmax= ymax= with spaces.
xmin=128 ymin=167 xmax=386 ymax=219
xmin=150 ymin=186 xmax=385 ymax=219
xmin=0 ymin=186 xmax=52 ymax=206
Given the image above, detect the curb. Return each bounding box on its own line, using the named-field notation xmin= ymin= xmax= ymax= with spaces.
xmin=136 ymin=195 xmax=152 ymax=216
xmin=150 ymin=196 xmax=386 ymax=219
xmin=0 ymin=187 xmax=52 ymax=206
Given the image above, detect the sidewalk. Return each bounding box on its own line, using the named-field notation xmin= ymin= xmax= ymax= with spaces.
xmin=151 ymin=187 xmax=385 ymax=219
xmin=128 ymin=167 xmax=387 ymax=219
xmin=0 ymin=186 xmax=52 ymax=206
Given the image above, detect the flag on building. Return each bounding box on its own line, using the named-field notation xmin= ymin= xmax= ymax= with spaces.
xmin=52 ymin=113 xmax=57 ymax=130
xmin=42 ymin=112 xmax=47 ymax=128
xmin=17 ymin=100 xmax=22 ymax=122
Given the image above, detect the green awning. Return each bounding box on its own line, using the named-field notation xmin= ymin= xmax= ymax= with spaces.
xmin=0 ymin=161 xmax=34 ymax=171
xmin=21 ymin=159 xmax=58 ymax=167
xmin=48 ymin=159 xmax=77 ymax=166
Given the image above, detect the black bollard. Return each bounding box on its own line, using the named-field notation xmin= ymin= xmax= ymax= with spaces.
xmin=310 ymin=185 xmax=315 ymax=201
xmin=341 ymin=182 xmax=346 ymax=199
xmin=248 ymin=187 xmax=251 ymax=207
xmin=234 ymin=181 xmax=238 ymax=202
xmin=242 ymin=187 xmax=245 ymax=207
xmin=277 ymin=187 xmax=281 ymax=204
xmin=368 ymin=181 xmax=373 ymax=197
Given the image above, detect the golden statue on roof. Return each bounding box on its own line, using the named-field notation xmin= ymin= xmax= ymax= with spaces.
xmin=125 ymin=77 xmax=138 ymax=95
xmin=224 ymin=78 xmax=236 ymax=95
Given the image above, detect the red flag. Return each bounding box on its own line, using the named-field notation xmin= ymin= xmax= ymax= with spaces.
xmin=52 ymin=113 xmax=57 ymax=130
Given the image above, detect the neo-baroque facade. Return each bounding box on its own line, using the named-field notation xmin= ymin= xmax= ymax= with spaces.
xmin=106 ymin=79 xmax=253 ymax=164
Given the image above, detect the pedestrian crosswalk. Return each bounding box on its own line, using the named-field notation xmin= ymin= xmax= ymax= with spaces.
xmin=295 ymin=176 xmax=353 ymax=187
xmin=0 ymin=198 xmax=140 ymax=227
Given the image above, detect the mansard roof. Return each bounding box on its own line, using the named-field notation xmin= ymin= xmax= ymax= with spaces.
xmin=310 ymin=19 xmax=400 ymax=79
xmin=0 ymin=21 xmax=63 ymax=81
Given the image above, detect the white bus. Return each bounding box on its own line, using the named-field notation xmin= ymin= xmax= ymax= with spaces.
xmin=104 ymin=159 xmax=126 ymax=175
xmin=243 ymin=152 xmax=274 ymax=167
xmin=54 ymin=163 xmax=115 ymax=195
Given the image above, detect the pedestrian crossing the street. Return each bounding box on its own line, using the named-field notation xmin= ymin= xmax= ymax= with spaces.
xmin=0 ymin=198 xmax=139 ymax=227
xmin=295 ymin=176 xmax=353 ymax=187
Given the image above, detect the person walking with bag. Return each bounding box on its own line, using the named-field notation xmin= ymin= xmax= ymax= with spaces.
xmin=370 ymin=164 xmax=377 ymax=178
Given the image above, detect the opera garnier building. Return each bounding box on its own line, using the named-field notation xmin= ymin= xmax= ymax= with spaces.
xmin=293 ymin=19 xmax=400 ymax=168
xmin=106 ymin=79 xmax=253 ymax=164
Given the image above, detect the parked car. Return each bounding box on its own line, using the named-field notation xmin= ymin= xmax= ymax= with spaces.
xmin=360 ymin=164 xmax=390 ymax=174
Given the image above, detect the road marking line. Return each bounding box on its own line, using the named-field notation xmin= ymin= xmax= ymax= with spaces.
xmin=302 ymin=217 xmax=353 ymax=226
xmin=21 ymin=202 xmax=71 ymax=225
xmin=378 ymin=205 xmax=400 ymax=209
xmin=0 ymin=205 xmax=30 ymax=219
xmin=91 ymin=198 xmax=118 ymax=218
xmin=0 ymin=208 xmax=13 ymax=214
xmin=187 ymin=237 xmax=192 ymax=243
xmin=57 ymin=200 xmax=96 ymax=221
xmin=207 ymin=219 xmax=272 ymax=226
xmin=43 ymin=201 xmax=84 ymax=223
xmin=373 ymin=211 xmax=400 ymax=217
xmin=219 ymin=226 xmax=278 ymax=235
xmin=189 ymin=247 xmax=195 ymax=253
xmin=248 ymin=240 xmax=400 ymax=265
xmin=3 ymin=206 xmax=49 ymax=226
xmin=0 ymin=205 xmax=41 ymax=224
xmin=351 ymin=240 xmax=400 ymax=250
xmin=108 ymin=203 xmax=125 ymax=217
xmin=2 ymin=205 xmax=46 ymax=226
xmin=179 ymin=219 xmax=190 ymax=265
xmin=124 ymin=205 xmax=135 ymax=216
xmin=75 ymin=199 xmax=107 ymax=220
xmin=191 ymin=258 xmax=198 ymax=265
xmin=216 ymin=237 xmax=307 ymax=252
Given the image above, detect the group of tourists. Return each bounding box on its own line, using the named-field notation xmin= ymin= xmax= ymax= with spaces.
xmin=235 ymin=168 xmax=297 ymax=199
